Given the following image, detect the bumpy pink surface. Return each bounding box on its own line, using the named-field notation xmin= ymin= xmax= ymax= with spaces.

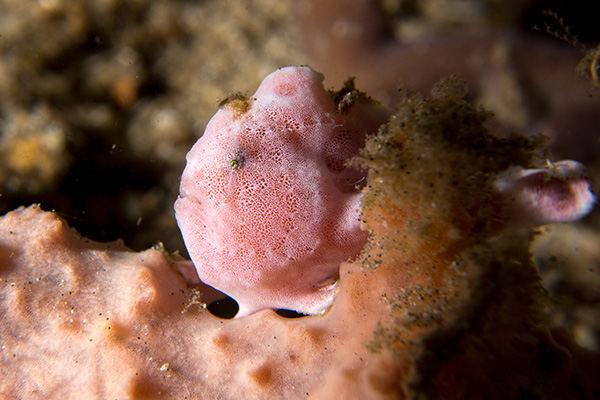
xmin=175 ymin=66 xmax=387 ymax=317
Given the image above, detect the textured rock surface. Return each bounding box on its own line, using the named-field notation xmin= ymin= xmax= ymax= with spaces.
xmin=2 ymin=83 xmax=599 ymax=399
xmin=1 ymin=0 xmax=598 ymax=350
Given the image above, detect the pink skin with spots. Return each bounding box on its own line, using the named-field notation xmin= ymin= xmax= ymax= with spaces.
xmin=175 ymin=66 xmax=389 ymax=317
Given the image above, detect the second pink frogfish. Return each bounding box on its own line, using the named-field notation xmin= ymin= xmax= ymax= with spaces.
xmin=175 ymin=66 xmax=595 ymax=318
xmin=175 ymin=66 xmax=389 ymax=317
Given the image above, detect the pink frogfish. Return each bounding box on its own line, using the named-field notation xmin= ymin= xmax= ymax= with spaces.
xmin=175 ymin=66 xmax=595 ymax=318
xmin=175 ymin=66 xmax=389 ymax=317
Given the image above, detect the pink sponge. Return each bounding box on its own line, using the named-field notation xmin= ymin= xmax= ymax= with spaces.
xmin=175 ymin=66 xmax=389 ymax=317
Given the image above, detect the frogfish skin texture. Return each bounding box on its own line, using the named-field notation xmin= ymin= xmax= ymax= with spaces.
xmin=175 ymin=66 xmax=388 ymax=317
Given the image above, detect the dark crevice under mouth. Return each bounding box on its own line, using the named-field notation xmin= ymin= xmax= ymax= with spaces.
xmin=206 ymin=296 xmax=307 ymax=319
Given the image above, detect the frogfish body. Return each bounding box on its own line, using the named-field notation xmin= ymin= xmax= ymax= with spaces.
xmin=175 ymin=66 xmax=390 ymax=317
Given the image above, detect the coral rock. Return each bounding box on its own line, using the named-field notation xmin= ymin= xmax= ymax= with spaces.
xmin=2 ymin=78 xmax=599 ymax=399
